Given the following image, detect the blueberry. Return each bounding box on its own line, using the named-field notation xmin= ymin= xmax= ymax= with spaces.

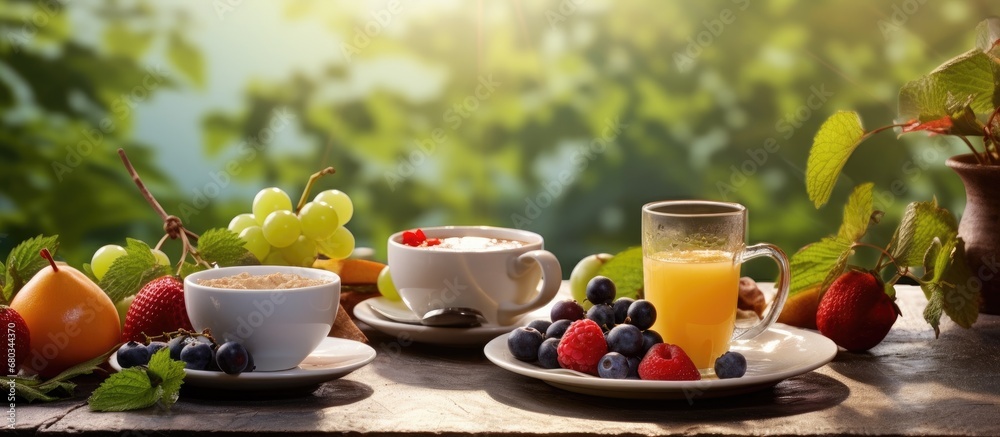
xmin=606 ymin=324 xmax=644 ymax=357
xmin=612 ymin=298 xmax=635 ymax=325
xmin=215 ymin=341 xmax=250 ymax=375
xmin=627 ymin=300 xmax=657 ymax=330
xmin=627 ymin=356 xmax=641 ymax=379
xmin=527 ymin=320 xmax=552 ymax=335
xmin=586 ymin=276 xmax=616 ymax=306
xmin=146 ymin=341 xmax=168 ymax=357
xmin=245 ymin=351 xmax=255 ymax=372
xmin=179 ymin=342 xmax=214 ymax=370
xmin=597 ymin=352 xmax=629 ymax=379
xmin=507 ymin=327 xmax=545 ymax=362
xmin=714 ymin=351 xmax=747 ymax=379
xmin=168 ymin=335 xmax=212 ymax=361
xmin=586 ymin=304 xmax=615 ymax=330
xmin=550 ymin=299 xmax=585 ymax=322
xmin=641 ymin=330 xmax=663 ymax=355
xmin=116 ymin=341 xmax=150 ymax=368
xmin=537 ymin=338 xmax=560 ymax=369
xmin=545 ymin=319 xmax=572 ymax=339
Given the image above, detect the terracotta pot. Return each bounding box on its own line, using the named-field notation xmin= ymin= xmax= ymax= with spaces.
xmin=946 ymin=154 xmax=1000 ymax=315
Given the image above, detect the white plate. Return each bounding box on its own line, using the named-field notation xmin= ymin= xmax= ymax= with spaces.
xmin=109 ymin=337 xmax=376 ymax=391
xmin=354 ymin=297 xmax=528 ymax=346
xmin=484 ymin=324 xmax=837 ymax=399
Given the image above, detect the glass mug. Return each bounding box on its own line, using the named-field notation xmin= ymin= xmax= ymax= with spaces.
xmin=641 ymin=200 xmax=790 ymax=374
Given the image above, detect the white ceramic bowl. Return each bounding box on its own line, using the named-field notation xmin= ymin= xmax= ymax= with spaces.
xmin=184 ymin=266 xmax=340 ymax=372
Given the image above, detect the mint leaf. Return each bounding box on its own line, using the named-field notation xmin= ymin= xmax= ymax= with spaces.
xmin=975 ymin=17 xmax=1000 ymax=58
xmin=3 ymin=235 xmax=59 ymax=303
xmin=88 ymin=349 xmax=187 ymax=412
xmin=88 ymin=368 xmax=161 ymax=412
xmin=890 ymin=201 xmax=959 ymax=267
xmin=146 ymin=349 xmax=184 ymax=409
xmin=791 ymin=183 xmax=877 ymax=297
xmin=596 ymin=247 xmax=643 ymax=300
xmin=806 ymin=111 xmax=866 ymax=208
xmin=196 ymin=228 xmax=258 ymax=268
xmin=100 ymin=238 xmax=169 ymax=303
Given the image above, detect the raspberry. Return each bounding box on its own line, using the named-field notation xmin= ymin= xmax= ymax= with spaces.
xmin=556 ymin=319 xmax=607 ymax=375
xmin=638 ymin=343 xmax=701 ymax=381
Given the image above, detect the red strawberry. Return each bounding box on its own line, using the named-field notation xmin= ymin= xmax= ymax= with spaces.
xmin=0 ymin=305 xmax=30 ymax=374
xmin=122 ymin=276 xmax=193 ymax=342
xmin=816 ymin=270 xmax=901 ymax=352
xmin=556 ymin=319 xmax=607 ymax=375
xmin=638 ymin=343 xmax=701 ymax=381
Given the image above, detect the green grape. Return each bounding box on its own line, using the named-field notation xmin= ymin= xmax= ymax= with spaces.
xmin=263 ymin=251 xmax=290 ymax=266
xmin=150 ymin=248 xmax=171 ymax=268
xmin=314 ymin=189 xmax=353 ymax=225
xmin=228 ymin=213 xmax=257 ymax=233
xmin=317 ymin=226 xmax=355 ymax=260
xmin=569 ymin=253 xmax=614 ymax=309
xmin=92 ymin=244 xmax=127 ymax=281
xmin=281 ymin=235 xmax=318 ymax=267
xmin=298 ymin=201 xmax=339 ymax=240
xmin=262 ymin=210 xmax=301 ymax=248
xmin=252 ymin=187 xmax=292 ymax=225
xmin=376 ymin=266 xmax=401 ymax=301
xmin=239 ymin=226 xmax=270 ymax=261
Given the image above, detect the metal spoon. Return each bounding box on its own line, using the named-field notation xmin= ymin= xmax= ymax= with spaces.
xmin=369 ymin=303 xmax=486 ymax=328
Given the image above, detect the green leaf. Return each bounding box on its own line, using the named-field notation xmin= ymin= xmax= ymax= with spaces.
xmin=178 ymin=262 xmax=206 ymax=278
xmin=596 ymin=247 xmax=643 ymax=300
xmin=146 ymin=349 xmax=185 ymax=409
xmin=898 ymin=49 xmax=1000 ymax=123
xmin=3 ymin=235 xmax=59 ymax=303
xmin=837 ymin=182 xmax=876 ymax=242
xmin=202 ymin=113 xmax=239 ymax=156
xmin=195 ymin=228 xmax=259 ymax=269
xmin=103 ymin=23 xmax=155 ymax=58
xmin=167 ymin=32 xmax=205 ymax=87
xmin=88 ymin=368 xmax=161 ymax=412
xmin=919 ymin=236 xmax=980 ymax=336
xmin=791 ymin=183 xmax=877 ymax=297
xmin=99 ymin=238 xmax=169 ymax=303
xmin=806 ymin=111 xmax=866 ymax=208
xmin=1 ymin=346 xmax=114 ymax=403
xmin=890 ymin=201 xmax=959 ymax=267
xmin=975 ymin=18 xmax=1000 ymax=57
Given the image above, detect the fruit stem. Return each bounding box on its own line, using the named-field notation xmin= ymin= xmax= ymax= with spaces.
xmin=39 ymin=249 xmax=58 ymax=272
xmin=853 ymin=242 xmax=908 ymax=279
xmin=295 ymin=167 xmax=337 ymax=213
xmin=117 ymin=149 xmax=212 ymax=275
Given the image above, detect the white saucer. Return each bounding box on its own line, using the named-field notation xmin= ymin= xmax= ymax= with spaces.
xmin=354 ymin=297 xmax=529 ymax=346
xmin=484 ymin=324 xmax=837 ymax=399
xmin=109 ymin=337 xmax=376 ymax=391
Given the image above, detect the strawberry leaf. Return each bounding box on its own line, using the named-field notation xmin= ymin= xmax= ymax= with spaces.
xmin=919 ymin=236 xmax=979 ymax=337
xmin=890 ymin=200 xmax=959 ymax=267
xmin=806 ymin=111 xmax=866 ymax=208
xmin=790 ymin=183 xmax=876 ymax=298
xmin=975 ymin=17 xmax=1000 ymax=58
xmin=195 ymin=228 xmax=258 ymax=269
xmin=1 ymin=346 xmax=113 ymax=403
xmin=2 ymin=235 xmax=59 ymax=303
xmin=898 ymin=49 xmax=1000 ymax=125
xmin=100 ymin=238 xmax=169 ymax=303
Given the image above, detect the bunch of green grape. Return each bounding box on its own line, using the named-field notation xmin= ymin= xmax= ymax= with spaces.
xmin=228 ymin=187 xmax=355 ymax=267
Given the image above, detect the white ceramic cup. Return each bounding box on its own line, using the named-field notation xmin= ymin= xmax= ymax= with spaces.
xmin=184 ymin=266 xmax=340 ymax=372
xmin=387 ymin=226 xmax=562 ymax=326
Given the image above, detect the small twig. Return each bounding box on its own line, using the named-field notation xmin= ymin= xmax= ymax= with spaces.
xmin=295 ymin=167 xmax=337 ymax=212
xmin=118 ymin=148 xmax=210 ymax=275
xmin=854 ymin=242 xmax=909 ymax=278
xmin=956 ymin=135 xmax=985 ymax=164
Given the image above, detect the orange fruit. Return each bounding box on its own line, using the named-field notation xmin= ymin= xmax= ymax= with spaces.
xmin=10 ymin=250 xmax=121 ymax=378
xmin=777 ymin=286 xmax=821 ymax=329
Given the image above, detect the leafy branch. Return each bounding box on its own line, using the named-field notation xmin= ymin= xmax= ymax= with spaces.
xmin=807 ymin=18 xmax=1000 ymax=208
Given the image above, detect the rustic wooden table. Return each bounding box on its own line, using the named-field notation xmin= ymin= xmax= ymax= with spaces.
xmin=11 ymin=284 xmax=1000 ymax=436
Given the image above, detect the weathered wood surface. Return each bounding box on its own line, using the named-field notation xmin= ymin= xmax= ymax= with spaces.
xmin=12 ymin=285 xmax=1000 ymax=436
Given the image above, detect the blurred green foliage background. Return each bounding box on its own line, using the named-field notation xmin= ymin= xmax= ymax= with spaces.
xmin=0 ymin=0 xmax=992 ymax=279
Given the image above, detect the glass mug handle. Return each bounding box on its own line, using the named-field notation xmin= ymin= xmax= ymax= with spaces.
xmin=732 ymin=243 xmax=790 ymax=341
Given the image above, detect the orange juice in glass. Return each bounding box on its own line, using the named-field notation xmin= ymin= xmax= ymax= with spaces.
xmin=641 ymin=201 xmax=790 ymax=374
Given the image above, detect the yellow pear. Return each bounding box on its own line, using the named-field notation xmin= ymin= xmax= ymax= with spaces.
xmin=10 ymin=249 xmax=121 ymax=378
